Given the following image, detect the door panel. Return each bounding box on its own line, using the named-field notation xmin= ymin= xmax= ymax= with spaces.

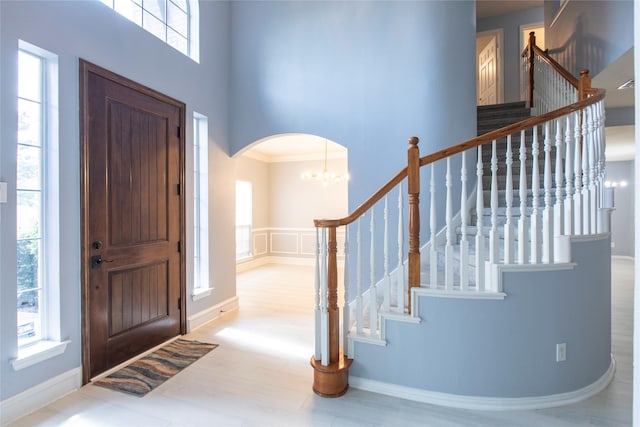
xmin=80 ymin=60 xmax=185 ymax=381
xmin=478 ymin=37 xmax=497 ymax=106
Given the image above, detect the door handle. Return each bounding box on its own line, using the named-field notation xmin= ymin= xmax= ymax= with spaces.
xmin=91 ymin=255 xmax=114 ymax=269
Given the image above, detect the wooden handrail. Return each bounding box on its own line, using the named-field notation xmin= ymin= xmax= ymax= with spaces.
xmin=521 ymin=32 xmax=579 ymax=88
xmin=418 ymin=88 xmax=604 ymax=167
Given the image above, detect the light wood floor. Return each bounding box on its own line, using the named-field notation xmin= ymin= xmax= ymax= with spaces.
xmin=11 ymin=259 xmax=633 ymax=426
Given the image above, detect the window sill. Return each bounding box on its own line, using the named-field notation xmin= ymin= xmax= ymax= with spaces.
xmin=11 ymin=340 xmax=71 ymax=371
xmin=191 ymin=287 xmax=214 ymax=301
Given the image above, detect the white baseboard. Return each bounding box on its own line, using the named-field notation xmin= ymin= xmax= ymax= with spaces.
xmin=0 ymin=367 xmax=82 ymax=425
xmin=350 ymin=355 xmax=615 ymax=411
xmin=187 ymin=296 xmax=239 ymax=332
xmin=236 ymin=256 xmax=315 ymax=273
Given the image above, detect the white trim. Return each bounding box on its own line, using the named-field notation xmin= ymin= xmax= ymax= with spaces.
xmin=270 ymin=232 xmax=299 ymax=255
xmin=612 ymin=255 xmax=635 ymax=261
xmin=11 ymin=340 xmax=70 ymax=371
xmin=570 ymin=233 xmax=610 ymax=242
xmin=381 ymin=312 xmax=421 ymax=324
xmin=187 ymin=296 xmax=239 ymax=332
xmin=550 ymin=0 xmax=571 ymax=28
xmin=191 ymin=286 xmax=214 ymax=301
xmin=491 ymin=261 xmax=576 ymax=293
xmin=348 ymin=335 xmax=387 ymax=347
xmin=414 ymin=288 xmax=506 ymax=300
xmin=0 ymin=367 xmax=82 ymax=425
xmin=350 ymin=355 xmax=615 ymax=411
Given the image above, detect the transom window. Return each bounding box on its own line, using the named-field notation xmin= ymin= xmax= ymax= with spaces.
xmin=99 ymin=0 xmax=199 ymax=62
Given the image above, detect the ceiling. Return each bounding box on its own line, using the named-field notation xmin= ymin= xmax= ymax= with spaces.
xmin=476 ymin=0 xmax=542 ymax=19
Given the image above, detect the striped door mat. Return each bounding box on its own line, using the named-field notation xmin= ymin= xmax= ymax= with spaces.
xmin=92 ymin=339 xmax=218 ymax=397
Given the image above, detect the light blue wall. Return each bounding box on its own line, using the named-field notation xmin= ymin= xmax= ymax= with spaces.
xmin=544 ymin=0 xmax=634 ymax=77
xmin=230 ymin=1 xmax=477 ymax=211
xmin=477 ymin=7 xmax=544 ymax=103
xmin=0 ymin=0 xmax=233 ymax=400
xmin=351 ymin=237 xmax=612 ymax=398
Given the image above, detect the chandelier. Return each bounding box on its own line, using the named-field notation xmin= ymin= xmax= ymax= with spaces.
xmin=300 ymin=139 xmax=349 ymax=187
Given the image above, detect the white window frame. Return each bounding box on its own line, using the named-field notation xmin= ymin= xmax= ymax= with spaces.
xmin=191 ymin=112 xmax=211 ymax=301
xmin=235 ymin=181 xmax=253 ymax=260
xmin=12 ymin=41 xmax=68 ymax=371
xmin=99 ymin=0 xmax=200 ymax=63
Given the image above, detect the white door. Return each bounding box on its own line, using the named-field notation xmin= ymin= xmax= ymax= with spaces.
xmin=478 ymin=37 xmax=497 ymax=106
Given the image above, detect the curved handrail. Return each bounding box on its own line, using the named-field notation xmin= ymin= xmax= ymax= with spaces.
xmin=313 ymin=88 xmax=604 ymax=229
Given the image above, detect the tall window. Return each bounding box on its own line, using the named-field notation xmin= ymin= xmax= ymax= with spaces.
xmin=99 ymin=0 xmax=200 ymax=62
xmin=236 ymin=181 xmax=252 ymax=259
xmin=193 ymin=113 xmax=209 ymax=294
xmin=17 ymin=42 xmax=59 ymax=348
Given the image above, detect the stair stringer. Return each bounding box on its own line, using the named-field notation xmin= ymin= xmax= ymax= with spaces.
xmin=348 ymin=234 xmax=613 ymax=410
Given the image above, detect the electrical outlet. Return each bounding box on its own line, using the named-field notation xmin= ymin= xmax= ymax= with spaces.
xmin=0 ymin=182 xmax=7 ymax=203
xmin=556 ymin=343 xmax=566 ymax=362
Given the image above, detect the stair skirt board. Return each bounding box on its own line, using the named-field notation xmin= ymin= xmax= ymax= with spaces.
xmin=349 ymin=355 xmax=615 ymax=411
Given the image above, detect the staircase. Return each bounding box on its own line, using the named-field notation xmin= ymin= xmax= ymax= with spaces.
xmin=311 ymin=32 xmax=611 ymax=409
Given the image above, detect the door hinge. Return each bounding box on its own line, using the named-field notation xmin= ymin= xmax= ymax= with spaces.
xmin=177 ymin=183 xmax=181 ymax=195
xmin=178 ymin=297 xmax=182 ymax=310
xmin=177 ymin=241 xmax=181 ymax=252
xmin=177 ymin=126 xmax=181 ymax=138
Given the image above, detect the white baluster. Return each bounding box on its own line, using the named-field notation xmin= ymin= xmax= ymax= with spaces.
xmin=489 ymin=140 xmax=499 ymax=264
xmin=554 ymin=118 xmax=564 ymax=243
xmin=356 ymin=219 xmax=363 ymax=335
xmin=581 ymin=108 xmax=590 ymax=235
xmin=383 ymin=195 xmax=390 ymax=313
xmin=573 ymin=111 xmax=582 ymax=235
xmin=475 ymin=145 xmax=485 ymax=290
xmin=587 ymin=105 xmax=598 ymax=233
xmin=320 ymin=228 xmax=329 ymax=366
xmin=314 ymin=228 xmax=321 ymax=360
xmin=460 ymin=151 xmax=469 ymax=290
xmin=342 ymin=225 xmax=350 ymax=356
xmin=542 ymin=122 xmax=554 ymax=263
xmin=369 ymin=211 xmax=378 ymax=338
xmin=530 ymin=126 xmax=541 ymax=263
xmin=445 ymin=157 xmax=454 ymax=289
xmin=517 ymin=129 xmax=529 ymax=264
xmin=429 ymin=164 xmax=438 ymax=288
xmin=504 ymin=135 xmax=514 ymax=264
xmin=396 ymin=182 xmax=405 ymax=313
xmin=564 ymin=115 xmax=574 ymax=235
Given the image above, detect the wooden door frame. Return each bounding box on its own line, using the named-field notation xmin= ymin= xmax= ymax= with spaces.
xmin=79 ymin=59 xmax=187 ymax=385
xmin=476 ymin=29 xmax=504 ymax=105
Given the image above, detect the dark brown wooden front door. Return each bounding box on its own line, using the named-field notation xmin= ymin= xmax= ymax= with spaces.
xmin=80 ymin=60 xmax=186 ymax=382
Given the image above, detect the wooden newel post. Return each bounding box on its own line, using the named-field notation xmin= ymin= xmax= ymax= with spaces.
xmin=326 ymin=227 xmax=340 ymax=364
xmin=311 ymin=225 xmax=352 ymax=398
xmin=578 ymin=69 xmax=591 ymax=101
xmin=407 ymin=137 xmax=420 ymax=314
xmin=528 ymin=31 xmax=536 ymax=108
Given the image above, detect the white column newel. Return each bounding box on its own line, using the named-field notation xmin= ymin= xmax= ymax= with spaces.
xmin=355 ymin=218 xmax=363 ymax=335
xmin=489 ymin=140 xmax=499 ymax=264
xmin=564 ymin=115 xmax=574 ymax=235
xmin=542 ymin=122 xmax=554 ymax=263
xmin=314 ymin=228 xmax=321 ymax=360
xmin=517 ymin=129 xmax=529 ymax=264
xmin=369 ymin=211 xmax=378 ymax=338
xmin=460 ymin=152 xmax=469 ymax=290
xmin=445 ymin=157 xmax=454 ymax=290
xmin=320 ymin=229 xmax=329 ymax=366
xmin=396 ymin=182 xmax=405 ymax=312
xmin=573 ymin=111 xmax=583 ymax=235
xmin=342 ymin=226 xmax=350 ymax=356
xmin=530 ymin=126 xmax=541 ymax=263
xmin=504 ymin=135 xmax=515 ymax=264
xmin=475 ymin=145 xmax=485 ymax=290
xmin=383 ymin=196 xmax=390 ymax=313
xmin=429 ymin=164 xmax=438 ymax=288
